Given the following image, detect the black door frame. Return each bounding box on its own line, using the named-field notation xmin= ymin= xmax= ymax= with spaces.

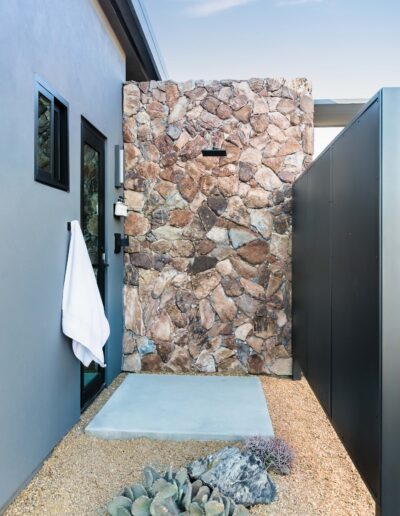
xmin=80 ymin=117 xmax=107 ymax=410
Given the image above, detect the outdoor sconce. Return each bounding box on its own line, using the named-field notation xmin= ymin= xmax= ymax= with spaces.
xmin=114 ymin=145 xmax=124 ymax=187
xmin=201 ymin=146 xmax=227 ymax=157
xmin=114 ymin=196 xmax=128 ymax=218
xmin=114 ymin=233 xmax=129 ymax=254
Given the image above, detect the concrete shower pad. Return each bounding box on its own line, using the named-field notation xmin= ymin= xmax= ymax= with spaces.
xmin=85 ymin=374 xmax=274 ymax=441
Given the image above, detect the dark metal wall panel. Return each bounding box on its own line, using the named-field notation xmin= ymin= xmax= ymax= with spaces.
xmin=305 ymin=149 xmax=332 ymax=416
xmin=331 ymin=99 xmax=380 ymax=498
xmin=380 ymin=88 xmax=400 ymax=514
xmin=293 ymin=91 xmax=400 ymax=513
xmin=293 ymin=150 xmax=332 ymax=414
xmin=292 ymin=171 xmax=309 ymax=379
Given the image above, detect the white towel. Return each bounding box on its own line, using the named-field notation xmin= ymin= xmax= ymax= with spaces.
xmin=62 ymin=220 xmax=109 ymax=367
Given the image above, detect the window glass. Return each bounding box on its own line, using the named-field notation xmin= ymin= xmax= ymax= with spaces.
xmin=82 ymin=143 xmax=100 ymax=270
xmin=35 ymin=81 xmax=69 ymax=190
xmin=37 ymin=93 xmax=52 ymax=174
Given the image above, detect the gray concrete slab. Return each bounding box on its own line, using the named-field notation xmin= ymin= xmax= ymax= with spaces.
xmin=85 ymin=374 xmax=274 ymax=441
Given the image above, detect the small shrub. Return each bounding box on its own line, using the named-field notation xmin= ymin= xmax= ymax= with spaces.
xmin=243 ymin=435 xmax=269 ymax=462
xmin=244 ymin=436 xmax=294 ymax=475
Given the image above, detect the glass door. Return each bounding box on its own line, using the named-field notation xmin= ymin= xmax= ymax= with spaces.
xmin=80 ymin=118 xmax=107 ymax=409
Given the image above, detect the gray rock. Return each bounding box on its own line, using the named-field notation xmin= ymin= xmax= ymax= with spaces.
xmin=206 ymin=227 xmax=229 ymax=245
xmin=190 ymin=256 xmax=218 ymax=274
xmin=153 ymin=254 xmax=172 ymax=272
xmin=198 ymin=204 xmax=217 ymax=231
xmin=195 ymin=350 xmax=216 ymax=373
xmin=151 ymin=208 xmax=169 ymax=228
xmin=207 ymin=196 xmax=228 ymax=215
xmin=166 ymin=124 xmax=182 ymax=140
xmin=137 ymin=337 xmax=156 ymax=357
xmin=250 ymin=210 xmax=273 ymax=239
xmin=122 ymin=352 xmax=141 ymax=373
xmin=130 ymin=253 xmax=154 ymax=270
xmin=238 ymin=162 xmax=256 ymax=182
xmin=229 ymin=228 xmax=257 ymax=249
xmin=188 ymin=446 xmax=276 ymax=507
xmin=124 ymin=264 xmax=139 ymax=286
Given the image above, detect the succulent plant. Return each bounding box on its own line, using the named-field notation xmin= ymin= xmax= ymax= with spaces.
xmin=107 ymin=466 xmax=249 ymax=516
xmin=244 ymin=436 xmax=294 ymax=475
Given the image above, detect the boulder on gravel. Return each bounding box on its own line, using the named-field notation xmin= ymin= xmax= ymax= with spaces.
xmin=188 ymin=446 xmax=276 ymax=507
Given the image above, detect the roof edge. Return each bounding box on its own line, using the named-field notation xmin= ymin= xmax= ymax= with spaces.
xmin=314 ymin=98 xmax=367 ymax=127
xmin=98 ymin=0 xmax=164 ymax=81
xmin=131 ymin=0 xmax=168 ymax=80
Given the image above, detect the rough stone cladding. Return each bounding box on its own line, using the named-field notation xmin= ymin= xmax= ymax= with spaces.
xmin=122 ymin=78 xmax=313 ymax=375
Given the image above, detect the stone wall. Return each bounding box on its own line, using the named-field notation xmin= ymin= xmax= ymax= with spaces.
xmin=122 ymin=78 xmax=313 ymax=375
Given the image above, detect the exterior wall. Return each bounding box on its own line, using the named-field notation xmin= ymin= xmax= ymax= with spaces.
xmin=122 ymin=78 xmax=313 ymax=375
xmin=0 ymin=0 xmax=125 ymax=509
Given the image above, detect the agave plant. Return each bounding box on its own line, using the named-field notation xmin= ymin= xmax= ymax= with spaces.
xmin=107 ymin=466 xmax=249 ymax=516
xmin=244 ymin=436 xmax=294 ymax=475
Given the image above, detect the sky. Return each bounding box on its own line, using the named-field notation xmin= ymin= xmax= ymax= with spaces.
xmin=141 ymin=0 xmax=400 ymax=100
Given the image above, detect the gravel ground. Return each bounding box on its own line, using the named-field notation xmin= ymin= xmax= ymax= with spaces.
xmin=5 ymin=374 xmax=374 ymax=516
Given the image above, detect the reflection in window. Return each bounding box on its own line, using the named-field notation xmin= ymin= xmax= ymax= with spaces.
xmin=83 ymin=143 xmax=100 ymax=270
xmin=37 ymin=93 xmax=52 ymax=173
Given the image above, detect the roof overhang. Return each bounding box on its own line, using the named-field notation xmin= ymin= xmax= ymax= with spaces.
xmin=98 ymin=0 xmax=166 ymax=81
xmin=314 ymin=99 xmax=367 ymax=127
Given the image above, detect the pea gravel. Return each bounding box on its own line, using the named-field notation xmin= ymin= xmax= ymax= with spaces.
xmin=5 ymin=374 xmax=374 ymax=516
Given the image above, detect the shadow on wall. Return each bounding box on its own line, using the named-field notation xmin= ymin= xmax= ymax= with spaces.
xmin=122 ymin=78 xmax=314 ymax=376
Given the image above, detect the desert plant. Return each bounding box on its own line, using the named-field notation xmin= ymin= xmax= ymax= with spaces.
xmin=243 ymin=435 xmax=269 ymax=463
xmin=107 ymin=465 xmax=249 ymax=516
xmin=244 ymin=436 xmax=294 ymax=475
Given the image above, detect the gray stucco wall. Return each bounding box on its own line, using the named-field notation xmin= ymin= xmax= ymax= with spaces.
xmin=0 ymin=0 xmax=125 ymax=509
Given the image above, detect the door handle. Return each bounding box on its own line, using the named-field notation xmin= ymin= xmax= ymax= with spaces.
xmin=101 ymin=253 xmax=109 ymax=268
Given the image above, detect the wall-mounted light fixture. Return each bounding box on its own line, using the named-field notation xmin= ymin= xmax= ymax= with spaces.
xmin=114 ymin=196 xmax=128 ymax=218
xmin=201 ymin=146 xmax=227 ymax=157
xmin=114 ymin=233 xmax=129 ymax=254
xmin=114 ymin=145 xmax=124 ymax=187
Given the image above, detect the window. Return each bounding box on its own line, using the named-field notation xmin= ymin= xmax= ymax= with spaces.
xmin=35 ymin=81 xmax=69 ymax=190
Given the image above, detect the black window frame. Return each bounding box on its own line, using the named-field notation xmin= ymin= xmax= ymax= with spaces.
xmin=34 ymin=79 xmax=69 ymax=191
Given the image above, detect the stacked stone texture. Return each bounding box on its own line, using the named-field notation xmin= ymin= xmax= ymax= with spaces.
xmin=123 ymin=78 xmax=313 ymax=375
